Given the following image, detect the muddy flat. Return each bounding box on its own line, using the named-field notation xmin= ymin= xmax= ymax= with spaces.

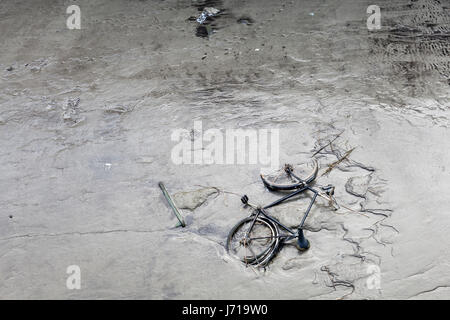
xmin=0 ymin=0 xmax=449 ymax=299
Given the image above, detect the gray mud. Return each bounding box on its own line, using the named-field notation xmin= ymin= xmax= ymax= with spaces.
xmin=0 ymin=0 xmax=449 ymax=299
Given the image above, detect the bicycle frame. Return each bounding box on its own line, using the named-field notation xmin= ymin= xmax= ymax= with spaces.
xmin=246 ymin=185 xmax=319 ymax=245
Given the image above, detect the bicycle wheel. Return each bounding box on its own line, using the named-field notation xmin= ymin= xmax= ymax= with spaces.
xmin=226 ymin=216 xmax=280 ymax=267
xmin=260 ymin=159 xmax=318 ymax=191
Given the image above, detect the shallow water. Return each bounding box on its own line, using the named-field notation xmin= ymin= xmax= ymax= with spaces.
xmin=0 ymin=0 xmax=449 ymax=299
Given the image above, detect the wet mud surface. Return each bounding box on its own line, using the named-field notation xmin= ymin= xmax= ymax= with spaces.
xmin=0 ymin=0 xmax=449 ymax=299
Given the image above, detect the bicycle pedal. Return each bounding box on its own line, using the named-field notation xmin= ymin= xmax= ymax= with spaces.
xmin=241 ymin=195 xmax=249 ymax=204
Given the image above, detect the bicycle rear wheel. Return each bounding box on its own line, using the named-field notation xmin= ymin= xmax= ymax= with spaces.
xmin=226 ymin=216 xmax=280 ymax=267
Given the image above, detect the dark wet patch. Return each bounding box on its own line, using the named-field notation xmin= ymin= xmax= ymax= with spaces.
xmin=195 ymin=224 xmax=228 ymax=239
xmin=197 ymin=224 xmax=218 ymax=235
xmin=196 ymin=25 xmax=212 ymax=38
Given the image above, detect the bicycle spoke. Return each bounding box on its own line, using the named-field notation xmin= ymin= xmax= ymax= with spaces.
xmin=247 ymin=242 xmax=261 ymax=266
xmin=244 ymin=212 xmax=259 ymax=238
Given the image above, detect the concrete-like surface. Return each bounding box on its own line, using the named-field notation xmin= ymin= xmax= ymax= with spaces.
xmin=0 ymin=0 xmax=449 ymax=299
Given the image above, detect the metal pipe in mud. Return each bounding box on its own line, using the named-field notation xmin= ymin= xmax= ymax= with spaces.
xmin=158 ymin=182 xmax=186 ymax=228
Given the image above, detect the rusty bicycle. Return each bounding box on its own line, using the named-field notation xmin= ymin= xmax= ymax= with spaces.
xmin=226 ymin=159 xmax=337 ymax=267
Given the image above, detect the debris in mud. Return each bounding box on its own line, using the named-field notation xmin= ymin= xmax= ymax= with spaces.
xmin=67 ymin=97 xmax=80 ymax=109
xmin=159 ymin=182 xmax=186 ymax=228
xmin=227 ymin=158 xmax=337 ymax=267
xmin=62 ymin=98 xmax=85 ymax=127
xmin=196 ymin=7 xmax=220 ymax=24
xmin=237 ymin=16 xmax=254 ymax=25
xmin=188 ymin=1 xmax=229 ymax=38
xmin=28 ymin=58 xmax=48 ymax=73
xmin=172 ymin=187 xmax=218 ymax=211
xmin=104 ymin=105 xmax=132 ymax=114
xmin=321 ymin=147 xmax=355 ymax=177
xmin=6 ymin=66 xmax=13 ymax=71
xmin=312 ymin=130 xmax=344 ymax=157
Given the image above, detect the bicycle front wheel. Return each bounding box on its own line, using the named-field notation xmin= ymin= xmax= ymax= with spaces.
xmin=226 ymin=216 xmax=280 ymax=267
